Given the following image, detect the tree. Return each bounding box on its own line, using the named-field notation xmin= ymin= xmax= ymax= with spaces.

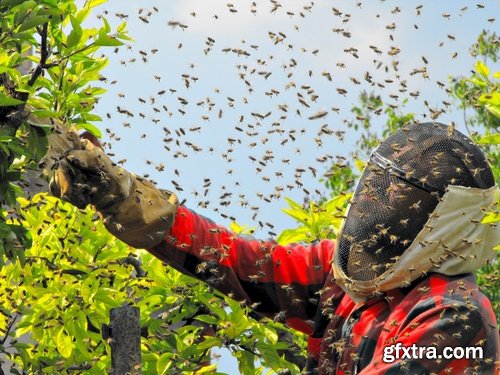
xmin=2 ymin=194 xmax=305 ymax=374
xmin=0 ymin=0 xmax=130 ymax=267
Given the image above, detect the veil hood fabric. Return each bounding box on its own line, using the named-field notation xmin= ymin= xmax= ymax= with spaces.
xmin=333 ymin=184 xmax=499 ymax=303
xmin=332 ymin=122 xmax=498 ymax=303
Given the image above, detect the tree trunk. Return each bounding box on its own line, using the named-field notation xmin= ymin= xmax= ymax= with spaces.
xmin=108 ymin=306 xmax=142 ymax=375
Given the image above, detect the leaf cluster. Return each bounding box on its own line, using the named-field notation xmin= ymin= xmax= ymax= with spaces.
xmin=0 ymin=194 xmax=305 ymax=374
xmin=0 ymin=0 xmax=129 ymax=266
xmin=277 ymin=194 xmax=351 ymax=245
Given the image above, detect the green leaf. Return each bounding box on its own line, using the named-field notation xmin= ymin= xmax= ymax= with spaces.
xmin=64 ymin=308 xmax=76 ymax=337
xmin=77 ymin=122 xmax=102 ymax=138
xmin=355 ymin=159 xmax=366 ymax=173
xmin=67 ymin=16 xmax=83 ymax=48
xmin=475 ymin=61 xmax=490 ymax=77
xmin=476 ymin=133 xmax=500 ymax=144
xmin=26 ymin=125 xmax=49 ymax=160
xmin=0 ymin=142 xmax=11 ymax=155
xmin=0 ymin=92 xmax=25 ymax=106
xmin=74 ymin=310 xmax=88 ymax=340
xmin=194 ymin=314 xmax=218 ymax=325
xmin=262 ymin=325 xmax=278 ymax=344
xmin=238 ymin=350 xmax=256 ymax=375
xmin=86 ymin=0 xmax=108 ymax=9
xmin=94 ymin=288 xmax=120 ymax=306
xmin=156 ymin=352 xmax=172 ymax=375
xmin=485 ymin=104 xmax=500 ymax=119
xmin=102 ymin=16 xmax=111 ymax=33
xmin=28 ymin=110 xmax=59 ymax=123
xmin=95 ymin=35 xmax=123 ymax=47
xmin=117 ymin=21 xmax=127 ymax=33
xmin=55 ymin=327 xmax=73 ymax=359
xmin=281 ymin=197 xmax=309 ymax=224
xmin=75 ymin=7 xmax=91 ymax=23
xmin=482 ymin=211 xmax=500 ymax=224
xmin=0 ymin=66 xmax=16 ymax=75
xmin=468 ymin=77 xmax=487 ymax=88
xmin=196 ymin=336 xmax=222 ymax=350
xmin=2 ymin=0 xmax=26 ymax=8
xmin=229 ymin=221 xmax=255 ymax=235
xmin=258 ymin=342 xmax=283 ymax=370
xmin=276 ymin=227 xmax=309 ymax=245
xmin=142 ymin=352 xmax=159 ymax=362
xmin=18 ymin=15 xmax=48 ymax=32
xmin=478 ymin=92 xmax=500 ymax=106
xmin=84 ymin=113 xmax=103 ymax=122
xmin=323 ymin=193 xmax=352 ymax=214
xmin=196 ymin=364 xmax=218 ymax=374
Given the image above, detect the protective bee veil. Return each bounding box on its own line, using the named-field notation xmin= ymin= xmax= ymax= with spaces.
xmin=334 ymin=122 xmax=498 ymax=299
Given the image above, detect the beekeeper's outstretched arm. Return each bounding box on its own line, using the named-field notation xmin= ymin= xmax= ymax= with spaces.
xmin=50 ymin=138 xmax=339 ymax=334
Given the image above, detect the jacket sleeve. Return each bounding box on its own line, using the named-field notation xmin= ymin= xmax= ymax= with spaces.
xmin=148 ymin=206 xmax=334 ymax=334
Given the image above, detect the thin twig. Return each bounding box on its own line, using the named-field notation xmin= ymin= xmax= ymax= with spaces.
xmin=54 ymin=42 xmax=97 ymax=64
xmin=26 ymin=23 xmax=49 ymax=88
xmin=0 ymin=313 xmax=20 ymax=346
xmin=463 ymin=107 xmax=471 ymax=135
xmin=67 ymin=363 xmax=92 ymax=371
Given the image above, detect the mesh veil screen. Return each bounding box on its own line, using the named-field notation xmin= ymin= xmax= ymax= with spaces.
xmin=337 ymin=122 xmax=495 ymax=282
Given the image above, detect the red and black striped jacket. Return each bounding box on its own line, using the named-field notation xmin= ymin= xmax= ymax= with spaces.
xmin=148 ymin=206 xmax=500 ymax=374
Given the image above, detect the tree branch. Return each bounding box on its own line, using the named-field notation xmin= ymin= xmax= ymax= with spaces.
xmin=26 ymin=22 xmax=49 ymax=88
xmin=0 ymin=23 xmax=50 ymax=130
xmin=0 ymin=313 xmax=20 ymax=346
xmin=120 ymin=255 xmax=146 ymax=277
xmin=55 ymin=42 xmax=96 ymax=64
xmin=67 ymin=363 xmax=92 ymax=372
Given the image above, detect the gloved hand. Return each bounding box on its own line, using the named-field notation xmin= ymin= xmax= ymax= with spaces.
xmin=49 ymin=139 xmax=132 ymax=210
xmin=49 ymin=139 xmax=179 ymax=248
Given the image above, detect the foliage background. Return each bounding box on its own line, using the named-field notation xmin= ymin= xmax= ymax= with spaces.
xmin=0 ymin=1 xmax=498 ymax=374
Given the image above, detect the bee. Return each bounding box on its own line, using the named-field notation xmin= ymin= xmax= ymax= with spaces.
xmin=308 ymin=110 xmax=328 ymax=120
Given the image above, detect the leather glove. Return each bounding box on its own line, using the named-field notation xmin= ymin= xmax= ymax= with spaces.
xmin=49 ymin=139 xmax=179 ymax=248
xmin=49 ymin=139 xmax=132 ymax=210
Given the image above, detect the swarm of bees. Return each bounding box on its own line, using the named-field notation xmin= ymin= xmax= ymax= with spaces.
xmin=93 ymin=1 xmax=495 ymax=239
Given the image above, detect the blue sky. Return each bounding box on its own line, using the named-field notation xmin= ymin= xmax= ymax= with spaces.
xmin=85 ymin=1 xmax=498 ymax=372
